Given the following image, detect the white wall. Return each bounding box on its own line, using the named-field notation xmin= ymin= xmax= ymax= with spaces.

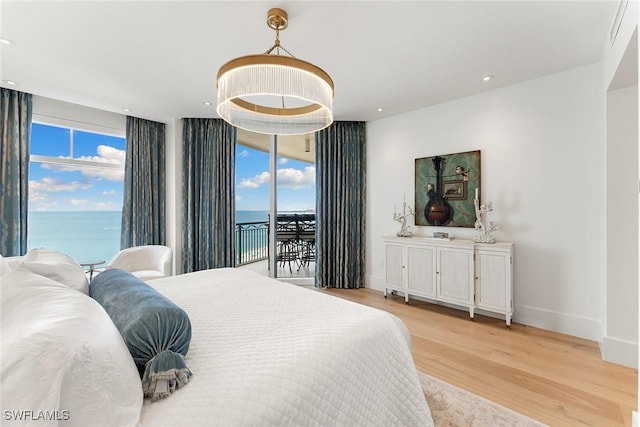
xmin=605 ymin=85 xmax=639 ymax=368
xmin=366 ymin=63 xmax=606 ymax=341
xmin=33 ymin=95 xmax=125 ymax=136
xmin=165 ymin=118 xmax=183 ymax=275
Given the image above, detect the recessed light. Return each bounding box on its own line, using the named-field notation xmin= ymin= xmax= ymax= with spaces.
xmin=482 ymin=75 xmax=494 ymax=82
xmin=123 ymin=108 xmax=132 ymax=112
xmin=203 ymin=101 xmax=213 ymax=106
xmin=3 ymin=80 xmax=17 ymax=86
xmin=377 ymin=107 xmax=384 ymax=112
xmin=0 ymin=38 xmax=14 ymax=45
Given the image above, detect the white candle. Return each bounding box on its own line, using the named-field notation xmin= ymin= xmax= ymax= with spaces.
xmin=475 ymin=188 xmax=479 ymax=200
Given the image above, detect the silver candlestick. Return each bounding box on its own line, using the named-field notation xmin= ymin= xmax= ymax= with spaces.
xmin=393 ymin=196 xmax=414 ymax=237
xmin=473 ymin=190 xmax=501 ymax=243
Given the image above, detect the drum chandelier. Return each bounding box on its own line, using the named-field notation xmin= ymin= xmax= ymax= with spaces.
xmin=216 ymin=8 xmax=334 ymax=135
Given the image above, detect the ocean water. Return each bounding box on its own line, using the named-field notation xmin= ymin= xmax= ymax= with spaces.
xmin=27 ymin=210 xmax=272 ymax=264
xmin=28 ymin=211 xmax=122 ymax=264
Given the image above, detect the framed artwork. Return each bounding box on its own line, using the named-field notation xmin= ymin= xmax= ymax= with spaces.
xmin=442 ymin=180 xmax=466 ymax=200
xmin=414 ymin=150 xmax=480 ymax=228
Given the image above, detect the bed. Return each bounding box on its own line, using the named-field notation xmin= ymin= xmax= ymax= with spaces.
xmin=1 ymin=249 xmax=433 ymax=426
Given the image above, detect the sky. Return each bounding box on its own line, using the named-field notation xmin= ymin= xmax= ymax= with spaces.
xmin=235 ymin=145 xmax=316 ymax=212
xmin=29 ymin=123 xmax=316 ymax=213
xmin=29 ymin=123 xmax=126 ymax=212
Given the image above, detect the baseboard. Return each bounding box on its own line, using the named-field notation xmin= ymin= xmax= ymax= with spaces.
xmin=633 ymin=411 xmax=639 ymax=427
xmin=366 ymin=274 xmax=601 ymax=342
xmin=602 ymin=336 xmax=638 ymax=368
xmin=514 ymin=305 xmax=601 ymax=342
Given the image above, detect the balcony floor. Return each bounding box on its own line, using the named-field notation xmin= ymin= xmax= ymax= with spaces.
xmin=238 ymin=258 xmax=315 ymax=281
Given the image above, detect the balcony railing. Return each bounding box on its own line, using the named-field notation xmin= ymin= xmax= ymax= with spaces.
xmin=236 ymin=221 xmax=269 ymax=266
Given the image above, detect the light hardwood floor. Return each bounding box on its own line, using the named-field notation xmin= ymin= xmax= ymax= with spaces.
xmin=321 ymin=287 xmax=637 ymax=427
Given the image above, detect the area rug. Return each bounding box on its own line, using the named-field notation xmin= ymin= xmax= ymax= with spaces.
xmin=419 ymin=372 xmax=547 ymax=427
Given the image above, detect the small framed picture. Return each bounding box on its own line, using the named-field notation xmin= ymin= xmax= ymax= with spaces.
xmin=442 ymin=180 xmax=466 ymax=200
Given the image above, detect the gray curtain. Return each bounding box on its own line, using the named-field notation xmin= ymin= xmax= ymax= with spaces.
xmin=315 ymin=121 xmax=366 ymax=288
xmin=121 ymin=116 xmax=166 ymax=248
xmin=0 ymin=89 xmax=32 ymax=256
xmin=182 ymin=118 xmax=236 ymax=273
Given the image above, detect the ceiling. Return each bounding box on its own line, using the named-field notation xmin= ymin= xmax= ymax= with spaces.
xmin=0 ymin=1 xmax=620 ymax=127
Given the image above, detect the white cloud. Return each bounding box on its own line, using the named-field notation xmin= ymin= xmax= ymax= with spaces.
xmin=235 ymin=195 xmax=243 ymax=201
xmin=69 ymin=198 xmax=90 ymax=206
xmin=102 ymin=190 xmax=117 ymax=196
xmin=29 ymin=191 xmax=47 ymax=202
xmin=41 ymin=145 xmax=125 ymax=181
xmin=29 ymin=177 xmax=93 ymax=207
xmin=238 ymin=166 xmax=315 ymax=190
xmin=240 ymin=171 xmax=270 ymax=188
xmin=32 ymin=201 xmax=58 ymax=210
xmin=66 ymin=198 xmax=120 ymax=210
xmin=239 ymin=149 xmax=249 ymax=157
xmin=79 ymin=145 xmax=125 ymax=165
xmin=278 ymin=157 xmax=288 ymax=165
xmin=30 ymin=177 xmax=92 ymax=193
xmin=79 ymin=167 xmax=124 ymax=182
xmin=277 ymin=166 xmax=315 ymax=189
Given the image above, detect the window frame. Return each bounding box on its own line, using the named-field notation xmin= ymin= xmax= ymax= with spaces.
xmin=29 ymin=120 xmax=125 ymax=172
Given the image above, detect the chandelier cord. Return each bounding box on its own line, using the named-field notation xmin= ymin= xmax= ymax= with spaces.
xmin=264 ymin=27 xmax=296 ymax=58
xmin=264 ymin=42 xmax=295 ymax=58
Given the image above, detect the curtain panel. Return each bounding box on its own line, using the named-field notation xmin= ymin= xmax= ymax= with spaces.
xmin=315 ymin=121 xmax=366 ymax=289
xmin=0 ymin=89 xmax=32 ymax=256
xmin=121 ymin=116 xmax=166 ymax=248
xmin=181 ymin=118 xmax=236 ymax=273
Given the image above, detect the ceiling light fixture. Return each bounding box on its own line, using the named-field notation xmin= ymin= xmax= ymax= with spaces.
xmin=3 ymin=80 xmax=17 ymax=86
xmin=203 ymin=101 xmax=213 ymax=106
xmin=216 ymin=8 xmax=334 ymax=135
xmin=0 ymin=38 xmax=13 ymax=45
xmin=482 ymin=75 xmax=494 ymax=82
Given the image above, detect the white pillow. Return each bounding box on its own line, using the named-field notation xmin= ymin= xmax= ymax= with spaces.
xmin=1 ymin=267 xmax=142 ymax=427
xmin=20 ymin=248 xmax=89 ymax=294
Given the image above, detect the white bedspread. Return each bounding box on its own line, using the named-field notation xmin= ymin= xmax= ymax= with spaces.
xmin=141 ymin=268 xmax=433 ymax=426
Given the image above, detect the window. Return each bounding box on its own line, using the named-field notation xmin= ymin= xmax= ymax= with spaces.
xmin=28 ymin=122 xmax=126 ymax=263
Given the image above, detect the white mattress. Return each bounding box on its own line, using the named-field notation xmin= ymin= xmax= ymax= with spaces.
xmin=141 ymin=268 xmax=433 ymax=426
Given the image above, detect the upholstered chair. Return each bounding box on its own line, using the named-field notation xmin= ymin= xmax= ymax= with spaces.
xmin=105 ymin=245 xmax=172 ymax=281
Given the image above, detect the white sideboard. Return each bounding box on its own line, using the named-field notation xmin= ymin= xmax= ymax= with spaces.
xmin=383 ymin=236 xmax=514 ymax=326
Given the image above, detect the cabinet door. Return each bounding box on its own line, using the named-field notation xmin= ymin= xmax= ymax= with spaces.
xmin=384 ymin=243 xmax=405 ymax=289
xmin=407 ymin=245 xmax=436 ymax=297
xmin=476 ymin=251 xmax=511 ymax=312
xmin=436 ymin=247 xmax=474 ymax=305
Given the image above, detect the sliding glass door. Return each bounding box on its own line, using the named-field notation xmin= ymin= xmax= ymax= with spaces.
xmin=235 ymin=131 xmax=316 ymax=284
xmin=273 ymin=134 xmax=316 ymax=284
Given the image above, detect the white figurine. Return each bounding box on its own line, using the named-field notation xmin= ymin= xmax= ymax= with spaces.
xmin=393 ymin=195 xmax=415 ymax=237
xmin=473 ymin=190 xmax=501 ymax=243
